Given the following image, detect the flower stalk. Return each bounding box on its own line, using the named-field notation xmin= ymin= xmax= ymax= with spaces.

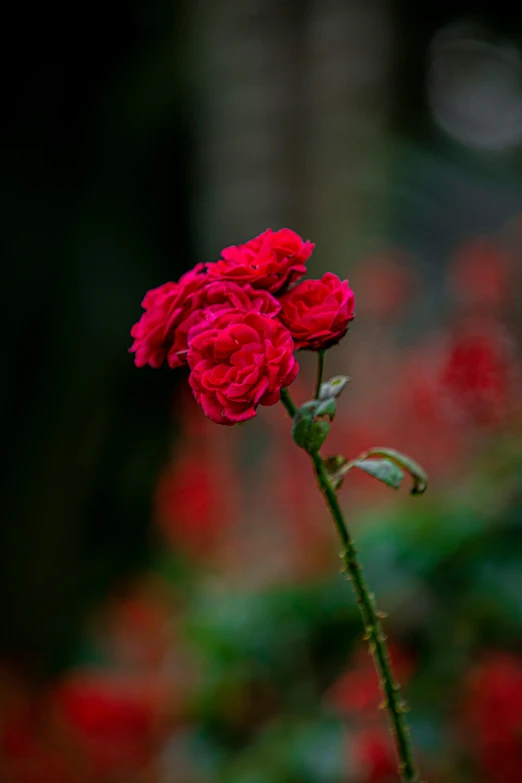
xmin=131 ymin=226 xmax=426 ymax=781
xmin=314 ymin=349 xmax=326 ymax=399
xmin=281 ymin=387 xmax=421 ymax=783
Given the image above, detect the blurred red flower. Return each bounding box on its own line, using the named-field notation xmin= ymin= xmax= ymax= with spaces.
xmin=462 ymin=652 xmax=522 ymax=783
xmin=0 ymin=695 xmax=74 ymax=783
xmin=154 ymin=389 xmax=238 ymax=557
xmin=155 ymin=454 xmax=224 ymax=554
xmin=440 ymin=321 xmax=516 ymax=427
xmin=326 ymin=643 xmax=414 ymax=717
xmin=0 ymin=669 xmax=170 ymax=783
xmin=449 ymin=237 xmax=514 ymax=311
xmin=350 ymin=727 xmax=398 ymax=782
xmin=57 ymin=673 xmax=167 ymax=782
xmin=325 ymin=646 xmax=413 ymax=781
xmin=352 ymin=251 xmax=415 ymax=321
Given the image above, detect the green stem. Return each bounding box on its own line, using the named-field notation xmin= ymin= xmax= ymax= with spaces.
xmin=314 ymin=349 xmax=326 ymax=399
xmin=280 ymin=388 xmax=297 ymax=417
xmin=311 ymin=454 xmax=420 ymax=782
xmin=280 ymin=388 xmax=421 ymax=783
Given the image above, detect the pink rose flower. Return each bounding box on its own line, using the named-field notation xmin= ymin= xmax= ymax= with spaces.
xmin=167 ymin=281 xmax=281 ymax=366
xmin=207 ymin=228 xmax=314 ymax=294
xmin=279 ymin=272 xmax=355 ymax=350
xmin=129 ymin=264 xmax=207 ymax=368
xmin=187 ymin=311 xmax=298 ymax=425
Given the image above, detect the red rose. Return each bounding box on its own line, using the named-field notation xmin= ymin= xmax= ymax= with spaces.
xmin=207 ymin=228 xmax=314 ymax=293
xmin=279 ymin=272 xmax=355 ymax=350
xmin=167 ymin=281 xmax=281 ymax=366
xmin=129 ymin=264 xmax=207 ymax=369
xmin=187 ymin=311 xmax=298 ymax=425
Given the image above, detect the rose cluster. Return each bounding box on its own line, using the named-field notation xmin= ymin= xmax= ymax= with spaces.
xmin=130 ymin=228 xmax=355 ymax=425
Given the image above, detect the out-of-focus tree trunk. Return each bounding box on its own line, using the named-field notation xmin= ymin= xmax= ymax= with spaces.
xmin=194 ymin=0 xmax=393 ymax=260
xmin=192 ymin=0 xmax=394 ymax=583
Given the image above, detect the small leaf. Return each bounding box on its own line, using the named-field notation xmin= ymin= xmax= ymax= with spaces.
xmin=318 ymin=376 xmax=351 ymax=401
xmin=364 ymin=448 xmax=428 ymax=495
xmin=355 ymin=458 xmax=404 ymax=490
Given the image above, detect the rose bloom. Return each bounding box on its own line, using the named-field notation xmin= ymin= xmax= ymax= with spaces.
xmin=207 ymin=228 xmax=314 ymax=294
xmin=169 ymin=280 xmax=281 ymax=365
xmin=129 ymin=264 xmax=207 ymax=369
xmin=187 ymin=310 xmax=298 ymax=425
xmin=279 ymin=272 xmax=355 ymax=350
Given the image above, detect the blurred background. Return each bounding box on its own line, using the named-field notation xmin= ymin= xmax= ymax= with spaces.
xmin=2 ymin=0 xmax=522 ymax=780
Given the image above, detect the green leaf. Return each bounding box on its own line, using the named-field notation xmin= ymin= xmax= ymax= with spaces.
xmin=322 ymin=447 xmax=427 ymax=495
xmin=291 ymin=399 xmax=335 ymax=454
xmin=355 ymin=458 xmax=404 ymax=490
xmin=363 ymin=448 xmax=428 ymax=495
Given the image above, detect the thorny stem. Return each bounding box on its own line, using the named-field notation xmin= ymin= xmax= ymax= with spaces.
xmin=280 ymin=388 xmax=421 ymax=783
xmin=314 ymin=349 xmax=325 ymax=399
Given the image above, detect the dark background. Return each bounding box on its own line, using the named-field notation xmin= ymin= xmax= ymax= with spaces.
xmin=2 ymin=0 xmax=522 ymax=692
xmin=2 ymin=0 xmax=193 ymax=672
